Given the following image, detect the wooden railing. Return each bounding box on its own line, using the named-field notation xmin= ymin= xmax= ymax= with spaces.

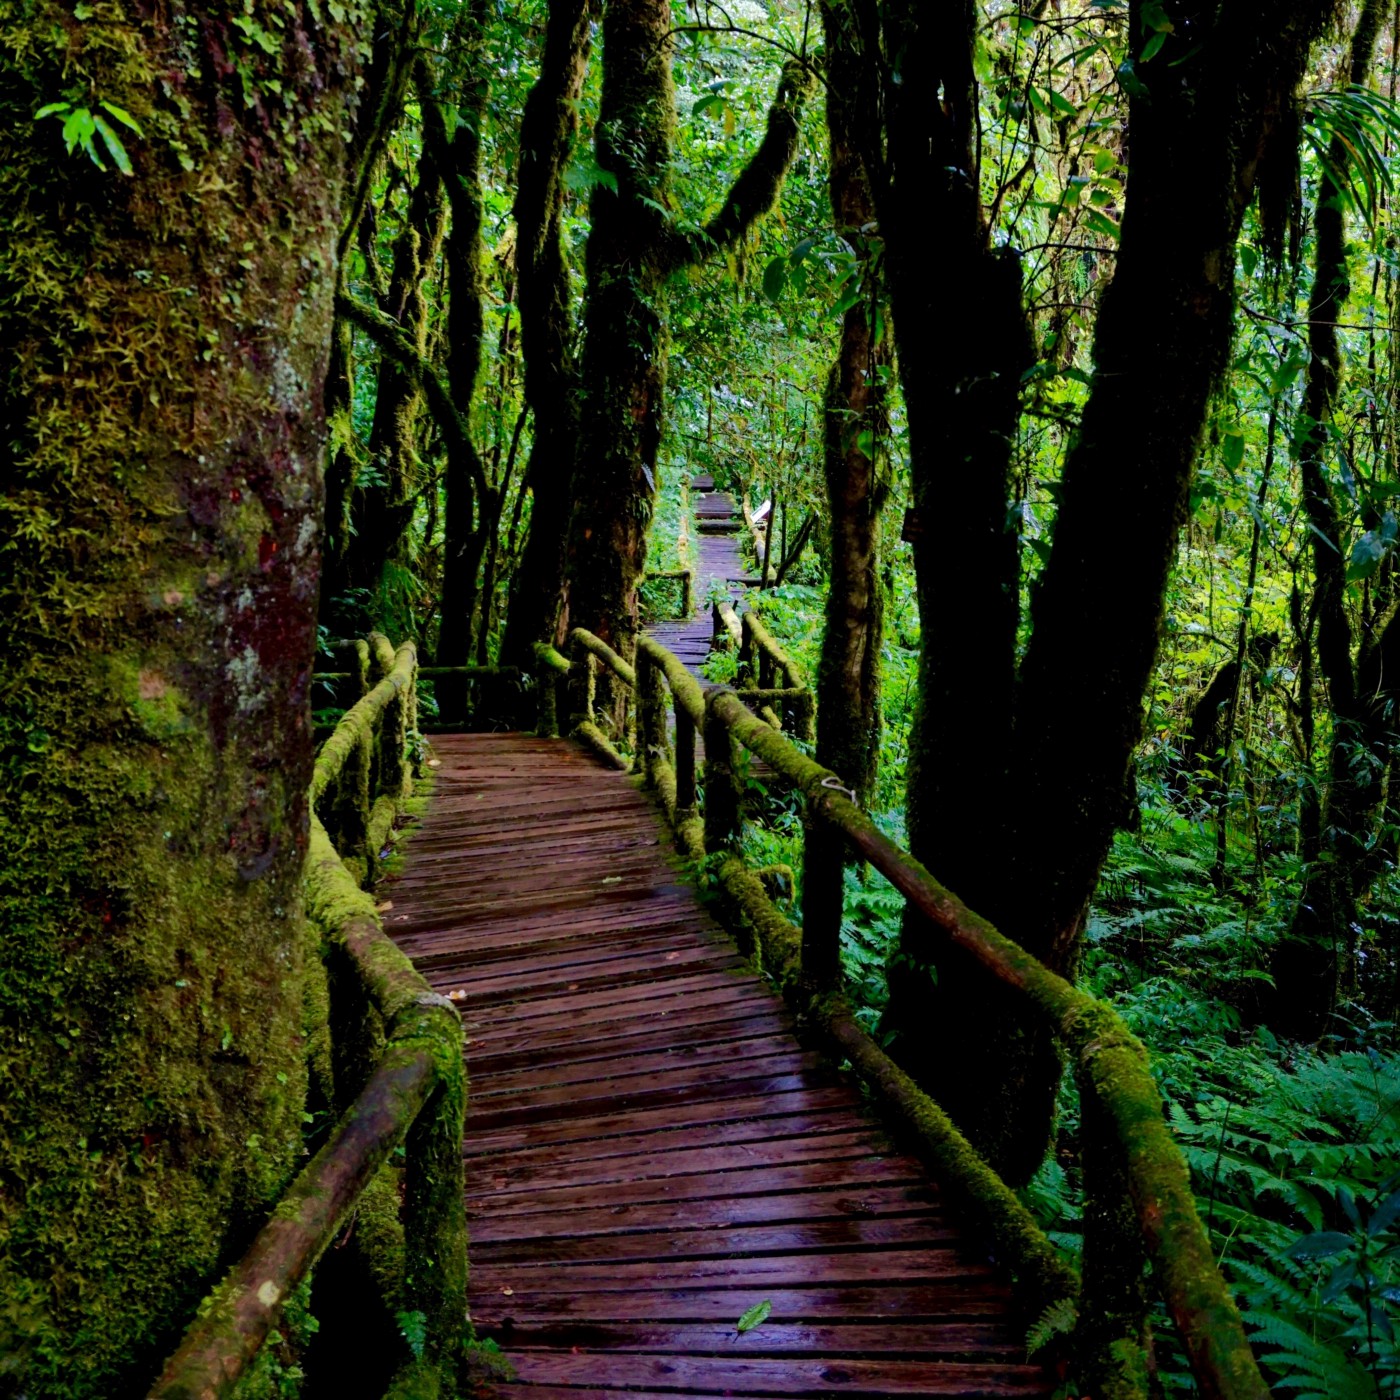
xmin=151 ymin=634 xmax=466 ymax=1400
xmin=537 ymin=628 xmax=1269 ymax=1400
xmin=641 ymin=566 xmax=694 ymax=617
xmin=315 ymin=638 xmax=523 ymax=733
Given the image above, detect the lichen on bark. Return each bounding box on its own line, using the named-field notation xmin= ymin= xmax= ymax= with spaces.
xmin=0 ymin=0 xmax=368 ymax=1390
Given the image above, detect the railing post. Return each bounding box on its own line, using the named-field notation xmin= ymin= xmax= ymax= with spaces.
xmin=794 ymin=687 xmax=816 ymax=742
xmin=681 ymin=569 xmax=693 ymax=618
xmin=567 ymin=632 xmax=594 ymax=732
xmin=397 ymin=1043 xmax=468 ymax=1393
xmin=703 ymin=688 xmax=743 ymax=850
xmin=739 ymin=612 xmax=756 ymax=686
xmin=802 ymin=806 xmax=845 ymax=991
xmin=675 ymin=697 xmax=698 ymax=817
xmin=637 ymin=651 xmax=669 ymax=789
xmin=327 ymin=726 xmax=371 ymax=881
xmin=536 ymin=662 xmax=559 ymax=738
xmin=1075 ymin=1067 xmax=1151 ymax=1399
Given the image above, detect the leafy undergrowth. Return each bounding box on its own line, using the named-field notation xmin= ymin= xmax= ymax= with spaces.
xmin=1041 ymin=805 xmax=1400 ymax=1397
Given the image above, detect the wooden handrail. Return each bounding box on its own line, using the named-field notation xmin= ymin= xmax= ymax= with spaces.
xmin=152 ymin=636 xmax=466 ymax=1400
xmin=642 ymin=567 xmax=694 ymax=617
xmin=551 ymin=628 xmax=1268 ymax=1400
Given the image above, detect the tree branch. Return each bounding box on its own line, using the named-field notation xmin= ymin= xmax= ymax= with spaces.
xmin=659 ymin=58 xmax=815 ymax=274
xmin=335 ymin=292 xmax=488 ymax=501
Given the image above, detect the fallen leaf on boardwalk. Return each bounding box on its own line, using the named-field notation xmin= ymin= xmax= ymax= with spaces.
xmin=664 ymin=952 xmax=680 ymax=961
xmin=600 ymin=876 xmax=622 ymax=885
xmin=393 ymin=914 xmax=408 ymax=922
xmin=426 ymin=759 xmax=442 ymax=768
xmin=567 ymin=983 xmax=578 ymax=991
xmin=446 ymin=989 xmax=467 ymax=1001
xmin=500 ymin=1287 xmax=513 ymax=1296
xmin=736 ymin=1300 xmax=772 ymax=1333
xmin=376 ymin=900 xmax=394 ymax=912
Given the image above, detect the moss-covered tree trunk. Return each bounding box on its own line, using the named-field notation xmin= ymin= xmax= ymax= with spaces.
xmin=565 ymin=4 xmax=811 ymax=718
xmin=855 ymin=0 xmax=1331 ymax=1182
xmin=426 ymin=11 xmax=493 ymax=668
xmin=338 ymin=99 xmax=447 ymax=635
xmin=0 ymin=2 xmax=364 ymax=1391
xmin=499 ymin=0 xmax=596 ymax=673
xmin=815 ymin=0 xmax=890 ymax=805
xmin=1272 ymin=0 xmax=1393 ymax=1035
xmin=323 ymin=0 xmax=422 ymax=620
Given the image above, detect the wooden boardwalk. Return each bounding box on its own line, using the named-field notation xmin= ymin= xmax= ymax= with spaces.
xmin=387 ymin=733 xmax=1049 ymax=1398
xmin=647 ymin=479 xmax=746 ymax=677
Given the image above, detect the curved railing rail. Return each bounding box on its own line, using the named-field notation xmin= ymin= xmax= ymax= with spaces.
xmin=536 ymin=627 xmax=1268 ymax=1400
xmin=314 ymin=637 xmax=524 ymax=734
xmin=151 ymin=634 xmax=466 ymax=1400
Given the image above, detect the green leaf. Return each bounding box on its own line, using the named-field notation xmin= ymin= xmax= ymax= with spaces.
xmin=1082 ymin=208 xmax=1120 ymax=242
xmin=1285 ymin=1230 xmax=1355 ymax=1260
xmin=61 ymin=106 xmax=98 ymax=161
xmin=1141 ymin=30 xmax=1167 ymax=62
xmin=1221 ymin=429 xmax=1245 ymax=473
xmin=99 ymin=100 xmax=143 ymax=136
xmin=92 ymin=113 xmax=133 ymax=175
xmin=1347 ymin=529 xmax=1389 ymax=582
xmin=34 ymin=101 xmax=71 ymax=120
xmin=736 ymin=1300 xmax=772 ymax=1333
xmin=761 ymin=256 xmax=787 ymax=303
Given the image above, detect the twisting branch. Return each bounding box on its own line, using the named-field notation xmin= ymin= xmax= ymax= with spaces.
xmin=659 ymin=58 xmax=816 ymax=272
xmin=336 ymin=292 xmax=489 ymax=501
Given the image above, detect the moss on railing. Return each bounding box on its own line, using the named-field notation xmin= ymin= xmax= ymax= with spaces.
xmin=152 ymin=636 xmax=466 ymax=1400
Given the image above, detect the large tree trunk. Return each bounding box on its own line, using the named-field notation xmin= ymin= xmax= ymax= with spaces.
xmin=500 ymin=0 xmax=597 ymax=672
xmin=565 ymin=5 xmax=811 ymax=717
xmin=0 ymin=1 xmax=363 ymax=1390
xmin=861 ymin=0 xmax=1331 ymax=1182
xmin=323 ymin=0 xmax=422 ymax=621
xmin=815 ymin=0 xmax=890 ymax=805
xmin=426 ymin=14 xmax=493 ymax=668
xmin=340 ymin=104 xmax=448 ymax=634
xmin=1272 ymin=0 xmax=1389 ymax=1035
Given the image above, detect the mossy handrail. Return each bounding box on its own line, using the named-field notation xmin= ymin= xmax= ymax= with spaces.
xmin=641 ymin=566 xmax=694 ymax=617
xmin=151 ymin=634 xmax=466 ymax=1400
xmin=738 ymin=610 xmax=814 ymax=739
xmin=549 ymin=627 xmax=1267 ymax=1400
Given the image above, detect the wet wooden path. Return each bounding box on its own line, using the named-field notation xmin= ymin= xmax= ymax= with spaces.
xmin=387 ymin=733 xmax=1050 ymax=1398
xmin=647 ymin=477 xmax=746 ymax=678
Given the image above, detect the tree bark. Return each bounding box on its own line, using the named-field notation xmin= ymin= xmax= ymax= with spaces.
xmin=339 ymin=80 xmax=449 ymax=634
xmin=815 ymin=0 xmax=890 ymax=806
xmin=859 ymin=0 xmax=1332 ymax=1181
xmin=500 ymin=0 xmax=597 ymax=673
xmin=1272 ymin=0 xmax=1389 ymax=1035
xmin=425 ymin=13 xmax=493 ymax=668
xmin=0 ymin=0 xmax=364 ymax=1388
xmin=565 ymin=2 xmax=812 ymax=719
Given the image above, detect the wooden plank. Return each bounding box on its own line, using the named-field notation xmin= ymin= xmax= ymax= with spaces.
xmin=463 ymin=1088 xmax=861 ymax=1158
xmin=469 ymin=1158 xmax=930 ymax=1216
xmin=470 ymin=1130 xmax=883 ymax=1195
xmin=472 ymin=1285 xmax=1014 ymax=1324
xmin=469 ymin=1249 xmax=997 ymax=1292
xmin=471 ymin=1216 xmax=960 ymax=1264
xmin=487 ymin=1321 xmax=1019 ymax=1356
xmin=503 ymin=1353 xmax=1047 ymax=1396
xmin=464 ymin=1109 xmax=869 ymax=1170
xmin=465 ymin=1185 xmax=944 ymax=1244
